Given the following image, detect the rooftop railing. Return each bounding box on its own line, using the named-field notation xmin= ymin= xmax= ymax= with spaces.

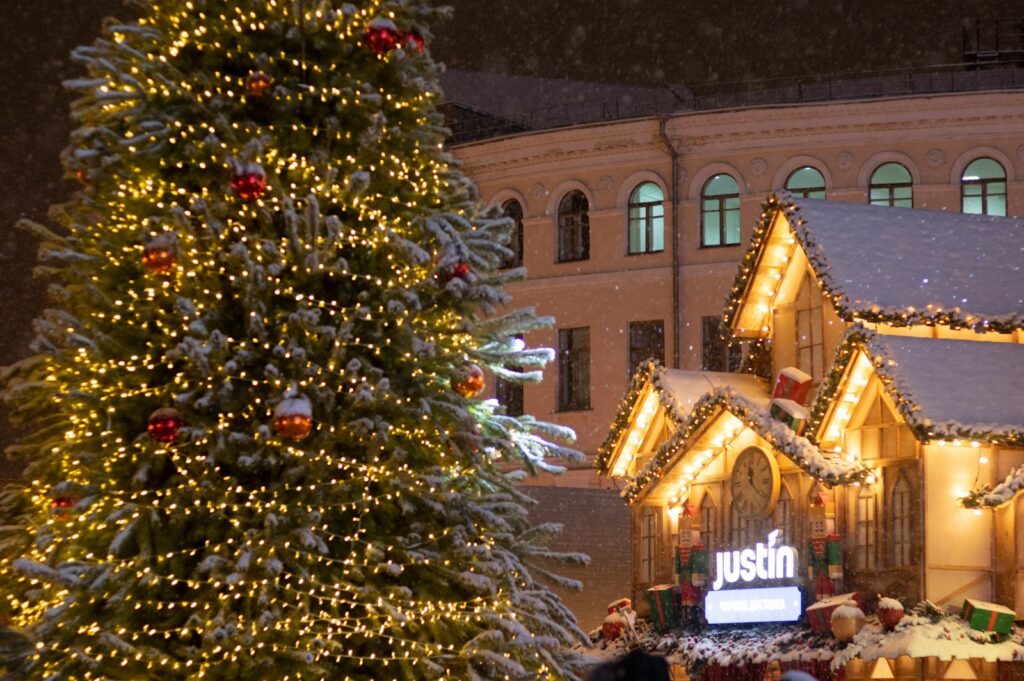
xmin=447 ymin=63 xmax=1024 ymax=146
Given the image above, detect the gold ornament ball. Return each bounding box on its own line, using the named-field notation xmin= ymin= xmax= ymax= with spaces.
xmin=273 ymin=397 xmax=313 ymax=441
xmin=830 ymin=601 xmax=866 ymax=641
xmin=453 ymin=364 xmax=486 ymax=398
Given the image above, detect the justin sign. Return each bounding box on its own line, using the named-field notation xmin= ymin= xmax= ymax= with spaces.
xmin=705 ymin=530 xmax=802 ymax=624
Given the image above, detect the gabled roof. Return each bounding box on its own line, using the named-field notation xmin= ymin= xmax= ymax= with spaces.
xmin=597 ymin=362 xmax=871 ymax=504
xmin=724 ymin=195 xmax=1024 ymax=336
xmin=811 ymin=327 xmax=1024 ymax=448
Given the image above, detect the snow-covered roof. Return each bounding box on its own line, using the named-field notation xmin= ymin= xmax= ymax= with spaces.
xmin=792 ymin=198 xmax=1024 ymax=325
xmin=810 ymin=327 xmax=1024 ymax=449
xmin=725 ymin=195 xmax=1024 ymax=335
xmin=596 ymin=362 xmax=872 ymax=502
xmin=657 ymin=370 xmax=771 ymax=417
xmin=867 ymin=334 xmax=1024 ymax=440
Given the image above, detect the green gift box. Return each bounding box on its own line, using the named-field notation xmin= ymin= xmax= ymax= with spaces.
xmin=963 ymin=598 xmax=1015 ymax=635
xmin=646 ymin=584 xmax=678 ymax=632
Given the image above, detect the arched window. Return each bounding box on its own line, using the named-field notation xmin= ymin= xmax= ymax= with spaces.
xmin=785 ymin=166 xmax=826 ymax=199
xmin=891 ymin=472 xmax=913 ymax=567
xmin=961 ymin=158 xmax=1007 ymax=216
xmin=772 ymin=483 xmax=793 ymax=544
xmin=701 ymin=174 xmax=741 ymax=247
xmin=500 ymin=199 xmax=524 ymax=268
xmin=628 ymin=182 xmax=665 ymax=254
xmin=699 ymin=493 xmax=716 ymax=550
xmin=556 ymin=190 xmax=589 ymax=263
xmin=869 ymin=163 xmax=913 ymax=208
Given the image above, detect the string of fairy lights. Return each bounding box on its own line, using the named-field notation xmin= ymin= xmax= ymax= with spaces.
xmin=4 ymin=1 xmax=571 ymax=679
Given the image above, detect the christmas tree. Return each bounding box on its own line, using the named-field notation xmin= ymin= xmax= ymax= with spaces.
xmin=0 ymin=1 xmax=591 ymax=678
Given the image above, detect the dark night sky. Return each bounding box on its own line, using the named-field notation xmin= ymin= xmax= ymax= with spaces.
xmin=0 ymin=0 xmax=1020 ymax=466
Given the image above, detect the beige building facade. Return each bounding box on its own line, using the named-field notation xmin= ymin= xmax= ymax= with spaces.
xmin=452 ymin=90 xmax=1024 ymax=480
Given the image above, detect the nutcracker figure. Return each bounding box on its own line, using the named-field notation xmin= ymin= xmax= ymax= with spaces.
xmin=807 ymin=504 xmax=844 ymax=600
xmin=674 ymin=506 xmax=706 ymax=625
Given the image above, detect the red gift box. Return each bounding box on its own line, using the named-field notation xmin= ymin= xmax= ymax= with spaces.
xmin=806 ymin=592 xmax=861 ymax=633
xmin=773 ymin=367 xmax=813 ymax=406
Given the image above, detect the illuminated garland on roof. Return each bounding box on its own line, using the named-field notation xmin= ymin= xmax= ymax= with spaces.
xmin=621 ymin=386 xmax=872 ymax=504
xmin=722 ymin=194 xmax=1024 ymax=338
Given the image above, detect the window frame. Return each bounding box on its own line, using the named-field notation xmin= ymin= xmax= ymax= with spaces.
xmin=960 ymin=157 xmax=1007 ymax=217
xmin=868 ymin=162 xmax=913 ymax=208
xmin=855 ymin=488 xmax=878 ymax=571
xmin=700 ymin=174 xmax=741 ymax=248
xmin=627 ymin=319 xmax=665 ymax=381
xmin=699 ymin=493 xmax=716 ymax=550
xmin=795 ymin=270 xmax=824 ymax=385
xmin=627 ymin=182 xmax=665 ymax=255
xmin=772 ymin=482 xmax=794 ymax=545
xmin=556 ymin=190 xmax=590 ymax=263
xmin=701 ymin=315 xmax=742 ymax=372
xmin=785 ymin=166 xmax=827 ymax=199
xmin=641 ymin=506 xmax=657 ymax=583
xmin=500 ymin=198 xmax=524 ymax=269
xmin=557 ymin=326 xmax=591 ymax=412
xmin=891 ymin=471 xmax=913 ymax=567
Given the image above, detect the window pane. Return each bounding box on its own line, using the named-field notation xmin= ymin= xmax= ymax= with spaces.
xmin=963 ymin=158 xmax=1005 ymax=181
xmin=705 ymin=174 xmax=739 ymax=196
xmin=629 ymin=320 xmax=665 ymax=379
xmin=702 ymin=201 xmax=722 ymax=246
xmin=724 ymin=197 xmax=741 ymax=245
xmin=872 ymin=163 xmax=911 ymax=184
xmin=989 ymin=195 xmax=1007 ymax=217
xmin=651 ymin=212 xmax=665 ymax=251
xmin=500 ymin=199 xmax=523 ymax=268
xmin=963 ymin=196 xmax=983 ymax=214
xmin=786 ymin=167 xmax=826 ymax=198
xmin=634 ymin=182 xmax=663 ymax=204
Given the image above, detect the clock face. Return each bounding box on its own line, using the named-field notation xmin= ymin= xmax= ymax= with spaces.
xmin=730 ymin=447 xmax=781 ymax=520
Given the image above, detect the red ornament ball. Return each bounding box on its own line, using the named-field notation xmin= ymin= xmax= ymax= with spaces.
xmin=245 ymin=71 xmax=273 ymax=97
xmin=274 ymin=397 xmax=313 ymax=441
xmin=453 ymin=364 xmax=486 ymax=398
xmin=401 ymin=30 xmax=425 ymax=52
xmin=231 ymin=167 xmax=267 ymax=201
xmin=450 ymin=262 xmax=470 ymax=280
xmin=75 ymin=169 xmax=89 ymax=184
xmin=148 ymin=407 xmax=183 ymax=444
xmin=364 ymin=20 xmax=401 ymax=54
xmin=50 ymin=497 xmax=76 ymax=515
xmin=142 ymin=235 xmax=176 ymax=274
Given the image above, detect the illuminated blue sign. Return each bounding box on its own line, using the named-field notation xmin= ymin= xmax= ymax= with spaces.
xmin=704 ymin=586 xmax=803 ymax=625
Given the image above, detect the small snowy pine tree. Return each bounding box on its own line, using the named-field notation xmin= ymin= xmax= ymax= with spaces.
xmin=0 ymin=1 xmax=592 ymax=678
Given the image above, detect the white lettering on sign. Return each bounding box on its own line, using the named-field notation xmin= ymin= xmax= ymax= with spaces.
xmin=711 ymin=530 xmax=797 ymax=591
xmin=705 ymin=586 xmax=803 ymax=625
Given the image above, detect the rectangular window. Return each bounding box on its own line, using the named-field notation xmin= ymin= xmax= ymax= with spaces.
xmin=628 ymin=320 xmax=665 ymax=380
xmin=558 ymin=327 xmax=590 ymax=411
xmin=641 ymin=507 xmax=657 ymax=583
xmin=495 ymin=376 xmax=524 ymax=417
xmin=701 ymin=316 xmax=741 ymax=372
xmin=856 ymin=491 xmax=877 ymax=571
xmin=795 ymin=271 xmax=824 ymax=383
xmin=628 ymin=202 xmax=665 ymax=254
